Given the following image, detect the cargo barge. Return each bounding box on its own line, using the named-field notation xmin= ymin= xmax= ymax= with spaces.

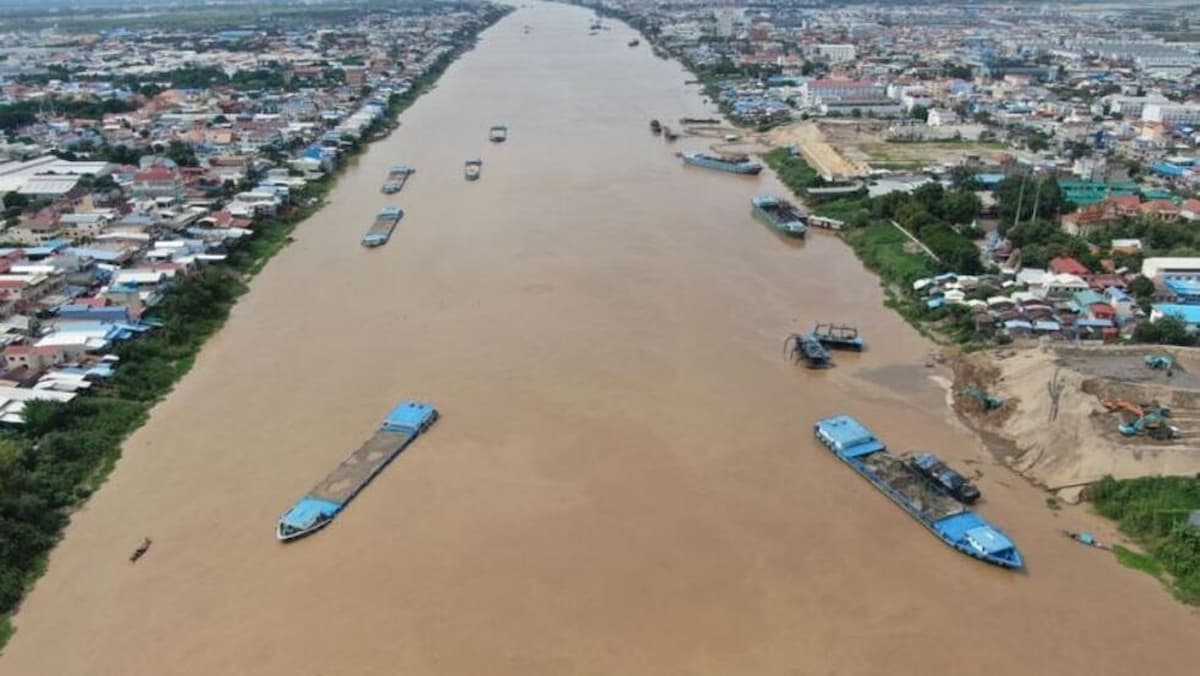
xmin=752 ymin=194 xmax=807 ymax=237
xmin=680 ymin=151 xmax=762 ymax=175
xmin=361 ymin=206 xmax=403 ymax=248
xmin=277 ymin=400 xmax=439 ymax=541
xmin=382 ymin=164 xmax=414 ymax=193
xmin=813 ymin=415 xmax=1022 ymax=569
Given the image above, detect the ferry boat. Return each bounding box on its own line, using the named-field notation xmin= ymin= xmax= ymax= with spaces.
xmin=906 ymin=452 xmax=981 ymax=504
xmin=752 ymin=194 xmax=807 ymax=238
xmin=680 ymin=151 xmax=762 ymax=175
xmin=362 ymin=206 xmax=403 ymax=247
xmin=464 ymin=158 xmax=482 ymax=181
xmin=277 ymin=400 xmax=438 ymax=541
xmin=489 ymin=124 xmax=508 ymax=142
xmin=814 ymin=415 xmax=1022 ymax=569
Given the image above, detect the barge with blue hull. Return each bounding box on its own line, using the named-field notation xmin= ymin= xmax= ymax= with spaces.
xmin=362 ymin=206 xmax=403 ymax=247
xmin=679 ymin=151 xmax=762 ymax=175
xmin=813 ymin=415 xmax=1023 ymax=569
xmin=277 ymin=400 xmax=438 ymax=541
xmin=752 ymin=194 xmax=807 ymax=237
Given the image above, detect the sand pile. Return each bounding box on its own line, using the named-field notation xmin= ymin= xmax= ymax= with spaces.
xmin=953 ymin=347 xmax=1200 ymax=499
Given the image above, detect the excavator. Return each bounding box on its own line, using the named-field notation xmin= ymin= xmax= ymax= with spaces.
xmin=1103 ymin=399 xmax=1177 ymax=439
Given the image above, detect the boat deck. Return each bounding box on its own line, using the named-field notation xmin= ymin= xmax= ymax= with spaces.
xmin=858 ymin=451 xmax=963 ymax=522
xmin=308 ymin=429 xmax=415 ymax=505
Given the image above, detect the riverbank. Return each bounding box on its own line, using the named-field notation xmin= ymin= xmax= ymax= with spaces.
xmin=0 ymin=5 xmax=510 ymax=651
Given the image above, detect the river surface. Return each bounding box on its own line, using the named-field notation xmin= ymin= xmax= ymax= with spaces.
xmin=4 ymin=3 xmax=1198 ymax=675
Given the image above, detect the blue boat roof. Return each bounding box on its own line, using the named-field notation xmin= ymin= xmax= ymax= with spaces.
xmin=934 ymin=512 xmax=1017 ymax=556
xmin=816 ymin=415 xmax=885 ymax=457
xmin=279 ymin=497 xmax=342 ymax=530
xmin=383 ymin=400 xmax=437 ymax=431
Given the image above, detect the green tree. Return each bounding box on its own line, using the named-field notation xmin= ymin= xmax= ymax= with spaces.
xmin=1129 ymin=275 xmax=1156 ymax=302
xmin=1134 ymin=315 xmax=1196 ymax=346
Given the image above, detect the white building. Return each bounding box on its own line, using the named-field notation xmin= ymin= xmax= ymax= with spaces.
xmin=927 ymin=108 xmax=960 ymax=126
xmin=1105 ymin=94 xmax=1168 ymax=118
xmin=713 ymin=8 xmax=741 ymax=38
xmin=1142 ymin=103 xmax=1200 ymax=127
xmin=801 ymin=79 xmax=883 ymax=106
xmin=814 ymin=44 xmax=856 ymax=64
xmin=1142 ymin=257 xmax=1200 ymax=280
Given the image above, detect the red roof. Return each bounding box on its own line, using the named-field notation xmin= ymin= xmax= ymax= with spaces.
xmin=1140 ymin=199 xmax=1179 ymax=214
xmin=1049 ymin=256 xmax=1090 ymax=276
xmin=133 ymin=166 xmax=178 ymax=183
xmin=1108 ymin=194 xmax=1141 ymax=210
xmin=1183 ymin=199 xmax=1200 ymax=213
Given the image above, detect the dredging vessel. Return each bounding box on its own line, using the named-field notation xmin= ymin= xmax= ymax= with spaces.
xmin=680 ymin=152 xmax=762 ymax=175
xmin=752 ymin=194 xmax=808 ymax=237
xmin=361 ymin=206 xmax=403 ymax=248
xmin=277 ymin=400 xmax=439 ymax=541
xmin=811 ymin=323 xmax=865 ymax=351
xmin=464 ymin=158 xmax=482 ymax=181
xmin=814 ymin=415 xmax=1023 ymax=569
xmin=784 ymin=332 xmax=832 ymax=368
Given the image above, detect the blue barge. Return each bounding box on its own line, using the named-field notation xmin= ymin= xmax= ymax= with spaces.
xmin=277 ymin=400 xmax=439 ymax=541
xmin=814 ymin=415 xmax=1023 ymax=569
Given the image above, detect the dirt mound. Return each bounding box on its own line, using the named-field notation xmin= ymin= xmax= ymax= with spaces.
xmin=953 ymin=347 xmax=1200 ymax=498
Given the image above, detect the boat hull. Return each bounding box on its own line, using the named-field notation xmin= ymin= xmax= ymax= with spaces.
xmin=682 ymin=153 xmax=762 ymax=175
xmin=752 ymin=206 xmax=807 ymax=238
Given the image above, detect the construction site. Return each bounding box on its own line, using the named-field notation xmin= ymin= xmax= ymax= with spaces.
xmin=952 ymin=346 xmax=1200 ymax=502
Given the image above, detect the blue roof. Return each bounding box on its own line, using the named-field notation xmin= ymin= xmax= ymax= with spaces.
xmin=1076 ymin=319 xmax=1114 ymax=328
xmin=815 ymin=415 xmax=885 ymax=457
xmin=65 ymin=247 xmax=128 ymax=262
xmin=1153 ymin=304 xmax=1200 ymax=325
xmin=933 ymin=512 xmax=1016 ymax=555
xmin=1164 ymin=278 xmax=1200 ymax=298
xmin=383 ymin=400 xmax=437 ymax=432
xmin=976 ymin=173 xmax=1005 ymax=187
xmin=1149 ymin=161 xmax=1186 ymax=178
xmin=279 ymin=497 xmax=342 ymax=530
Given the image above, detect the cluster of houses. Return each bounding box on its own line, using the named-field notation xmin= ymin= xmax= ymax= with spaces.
xmin=0 ymin=5 xmax=507 ymax=425
xmin=914 ymin=253 xmax=1200 ymax=343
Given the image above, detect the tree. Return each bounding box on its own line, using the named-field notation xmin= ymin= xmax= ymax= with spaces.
xmin=1129 ymin=275 xmax=1156 ymax=302
xmin=1134 ymin=315 xmax=1196 ymax=347
xmin=909 ymin=105 xmax=929 ymax=122
xmin=944 ymin=191 xmax=982 ymax=225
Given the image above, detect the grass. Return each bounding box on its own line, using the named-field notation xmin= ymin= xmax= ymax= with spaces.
xmin=1113 ymin=544 xmax=1165 ymax=579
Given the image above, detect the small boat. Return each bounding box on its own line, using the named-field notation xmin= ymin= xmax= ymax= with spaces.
xmin=489 ymin=124 xmax=508 ymax=142
xmin=811 ymin=322 xmax=865 ymax=351
xmin=906 ymin=452 xmax=980 ymax=504
xmin=381 ymin=181 xmax=402 ymax=194
xmin=662 ymin=126 xmax=679 ymax=141
xmin=752 ymin=194 xmax=807 ymax=238
xmin=1061 ymin=530 xmax=1109 ymax=550
xmin=628 ymin=38 xmax=639 ymax=47
xmin=130 ymin=537 xmax=152 ymax=563
xmin=650 ymin=119 xmax=662 ymax=134
xmin=464 ymin=158 xmax=482 ymax=181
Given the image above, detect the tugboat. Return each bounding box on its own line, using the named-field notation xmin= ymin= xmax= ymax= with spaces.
xmin=752 ymin=194 xmax=808 ymax=238
xmin=650 ymin=119 xmax=662 ymax=134
xmin=464 ymin=158 xmax=482 ymax=181
xmin=905 ymin=452 xmax=981 ymax=504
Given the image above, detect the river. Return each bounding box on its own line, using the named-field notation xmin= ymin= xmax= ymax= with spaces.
xmin=3 ymin=3 xmax=1198 ymax=674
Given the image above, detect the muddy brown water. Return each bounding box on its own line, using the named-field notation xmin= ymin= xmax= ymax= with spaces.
xmin=4 ymin=4 xmax=1198 ymax=675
